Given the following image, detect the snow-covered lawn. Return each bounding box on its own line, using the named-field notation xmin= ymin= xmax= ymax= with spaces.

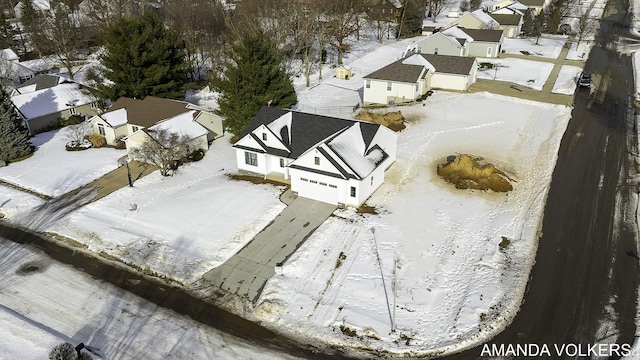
xmin=0 ymin=127 xmax=124 ymax=197
xmin=477 ymin=58 xmax=555 ymax=90
xmin=253 ymin=92 xmax=571 ymax=356
xmin=553 ymin=65 xmax=583 ymax=94
xmin=0 ymin=239 xmax=299 ymax=360
xmin=502 ymin=36 xmax=567 ymax=59
xmin=44 ymin=134 xmax=286 ymax=284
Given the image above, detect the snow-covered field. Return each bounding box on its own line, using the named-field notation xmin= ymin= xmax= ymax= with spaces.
xmin=0 ymin=15 xmax=595 ymax=360
xmin=553 ymin=65 xmax=584 ymax=94
xmin=0 ymin=129 xmax=123 ymax=197
xmin=477 ymin=57 xmax=555 ymax=90
xmin=0 ymin=239 xmax=301 ymax=360
xmin=253 ymin=92 xmax=571 ymax=356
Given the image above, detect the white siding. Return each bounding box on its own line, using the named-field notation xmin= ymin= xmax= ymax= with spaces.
xmin=364 ymin=79 xmax=421 ymax=105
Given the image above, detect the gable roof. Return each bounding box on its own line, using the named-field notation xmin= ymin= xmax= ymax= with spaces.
xmin=517 ymin=0 xmax=545 ymax=6
xmin=145 ymin=110 xmax=209 ymax=142
xmin=238 ymin=106 xmax=382 ymax=160
xmin=467 ymin=9 xmax=500 ymax=28
xmin=489 ymin=13 xmax=523 ymax=25
xmin=108 ymin=96 xmax=191 ymax=128
xmin=11 ymin=82 xmax=95 ymax=120
xmin=419 ymin=54 xmax=477 ymax=75
xmin=14 ymin=74 xmax=64 ymax=94
xmin=363 ymin=60 xmax=427 ymax=83
xmin=458 ymin=28 xmax=504 ymax=42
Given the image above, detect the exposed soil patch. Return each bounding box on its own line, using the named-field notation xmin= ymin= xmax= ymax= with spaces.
xmin=356 ymin=204 xmax=378 ymax=214
xmin=227 ymin=174 xmax=286 ymax=186
xmin=355 ymin=110 xmax=406 ymax=132
xmin=437 ymin=154 xmax=513 ymax=192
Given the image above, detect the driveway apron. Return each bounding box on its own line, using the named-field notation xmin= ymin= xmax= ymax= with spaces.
xmin=203 ymin=197 xmax=337 ymax=302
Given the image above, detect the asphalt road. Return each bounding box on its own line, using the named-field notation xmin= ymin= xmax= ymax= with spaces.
xmin=444 ymin=0 xmax=640 ymax=357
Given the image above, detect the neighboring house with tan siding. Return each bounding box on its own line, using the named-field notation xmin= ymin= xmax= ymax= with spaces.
xmin=362 ymin=53 xmax=477 ymax=105
xmin=88 ymin=96 xmax=224 ymax=158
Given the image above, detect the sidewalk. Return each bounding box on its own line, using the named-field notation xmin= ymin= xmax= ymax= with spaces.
xmin=468 ymin=43 xmax=583 ymax=106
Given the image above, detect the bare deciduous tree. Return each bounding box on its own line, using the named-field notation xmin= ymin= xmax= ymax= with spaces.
xmin=427 ymin=0 xmax=457 ymax=23
xmin=130 ymin=128 xmax=191 ymax=176
xmin=574 ymin=8 xmax=597 ymax=49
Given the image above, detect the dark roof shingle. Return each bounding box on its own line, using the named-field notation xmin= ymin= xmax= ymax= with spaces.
xmin=109 ymin=96 xmax=190 ymax=128
xmin=363 ymin=61 xmax=426 ymax=83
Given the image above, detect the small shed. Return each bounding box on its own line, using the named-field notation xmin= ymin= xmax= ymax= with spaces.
xmin=336 ymin=65 xmax=353 ymax=80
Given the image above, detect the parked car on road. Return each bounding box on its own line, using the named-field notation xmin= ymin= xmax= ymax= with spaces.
xmin=578 ymin=72 xmax=591 ymax=88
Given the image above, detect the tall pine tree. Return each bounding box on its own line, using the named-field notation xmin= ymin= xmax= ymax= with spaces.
xmin=99 ymin=14 xmax=191 ymax=100
xmin=213 ymin=31 xmax=297 ymax=137
xmin=0 ymin=89 xmax=32 ymax=163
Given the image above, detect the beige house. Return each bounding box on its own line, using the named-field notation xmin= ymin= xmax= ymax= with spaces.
xmin=11 ymin=74 xmax=100 ymax=134
xmin=447 ymin=10 xmax=500 ymax=30
xmin=89 ymin=96 xmax=224 ymax=155
xmin=362 ymin=53 xmax=478 ymax=105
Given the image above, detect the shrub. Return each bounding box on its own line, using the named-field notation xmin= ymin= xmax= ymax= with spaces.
xmin=65 ymin=139 xmax=92 ymax=151
xmin=186 ymin=148 xmax=205 ymax=162
xmin=59 ymin=114 xmax=85 ymax=127
xmin=115 ymin=136 xmax=126 ymax=149
xmin=85 ymin=133 xmax=106 ymax=148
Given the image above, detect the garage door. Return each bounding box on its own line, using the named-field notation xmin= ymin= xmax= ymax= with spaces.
xmin=297 ymin=178 xmax=339 ymax=205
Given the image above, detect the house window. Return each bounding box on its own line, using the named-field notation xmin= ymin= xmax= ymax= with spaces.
xmin=434 ymin=47 xmax=439 ymax=55
xmin=245 ymin=151 xmax=258 ymax=166
xmin=301 ymin=177 xmax=309 ymax=182
xmin=131 ymin=125 xmax=139 ymax=133
xmin=69 ymin=107 xmax=76 ymax=115
xmin=366 ymin=79 xmax=371 ymax=89
xmin=314 ymin=156 xmax=320 ymax=165
xmin=350 ymin=186 xmax=356 ymax=197
xmin=280 ymin=158 xmax=285 ymax=167
xmin=97 ymin=123 xmax=105 ymax=136
xmin=487 ymin=47 xmax=493 ymax=57
xmin=319 ymin=182 xmax=327 ymax=186
xmin=329 ymin=184 xmax=337 ymax=188
xmin=386 ymin=82 xmax=392 ymax=91
xmin=371 ymin=176 xmax=374 ymax=186
xmin=310 ymin=180 xmax=318 ymax=184
xmin=262 ymin=133 xmax=267 ymax=141
xmin=415 ymin=84 xmax=419 ymax=92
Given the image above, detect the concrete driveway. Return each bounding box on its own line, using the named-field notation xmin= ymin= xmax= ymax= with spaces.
xmin=203 ymin=196 xmax=337 ymax=302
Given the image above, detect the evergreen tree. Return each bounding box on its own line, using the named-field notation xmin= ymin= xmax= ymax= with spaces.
xmin=398 ymin=0 xmax=426 ymax=38
xmin=0 ymin=88 xmax=32 ymax=163
xmin=212 ymin=31 xmax=297 ymax=137
xmin=522 ymin=9 xmax=535 ymax=36
xmin=99 ymin=14 xmax=190 ymax=100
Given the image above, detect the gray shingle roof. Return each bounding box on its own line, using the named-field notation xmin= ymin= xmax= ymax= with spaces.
xmin=239 ymin=106 xmax=381 ymax=159
xmin=460 ymin=28 xmax=504 ymax=42
xmin=363 ymin=61 xmax=426 ymax=83
xmin=517 ymin=0 xmax=545 ymax=6
xmin=419 ymin=54 xmax=477 ymax=75
xmin=489 ymin=13 xmax=523 ymax=26
xmin=18 ymin=74 xmax=63 ymax=91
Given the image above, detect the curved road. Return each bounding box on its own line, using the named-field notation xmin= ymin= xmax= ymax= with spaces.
xmin=445 ymin=0 xmax=640 ymax=357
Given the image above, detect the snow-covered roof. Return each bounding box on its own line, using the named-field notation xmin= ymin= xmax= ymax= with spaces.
xmin=12 ymin=82 xmax=94 ymax=120
xmin=469 ymin=9 xmax=500 ymax=28
xmin=402 ymin=54 xmax=436 ymax=73
xmin=147 ymin=110 xmax=209 ymax=141
xmin=441 ymin=26 xmax=474 ymax=42
xmin=1 ymin=48 xmax=18 ymax=61
xmin=100 ymin=108 xmax=128 ymax=128
xmin=324 ymin=123 xmax=385 ymax=178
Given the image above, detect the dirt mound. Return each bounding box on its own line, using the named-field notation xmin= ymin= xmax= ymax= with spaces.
xmin=437 ymin=154 xmax=513 ymax=192
xmin=356 ymin=110 xmax=405 ymax=131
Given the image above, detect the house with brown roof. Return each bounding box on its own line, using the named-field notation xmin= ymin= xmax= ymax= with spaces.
xmin=88 ymin=96 xmax=224 ymax=153
xmin=362 ymin=53 xmax=478 ymax=105
xmin=489 ymin=13 xmax=524 ymax=38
